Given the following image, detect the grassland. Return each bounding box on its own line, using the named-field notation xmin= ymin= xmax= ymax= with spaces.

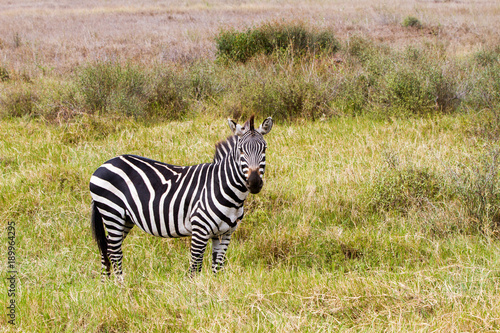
xmin=1 ymin=0 xmax=500 ymax=332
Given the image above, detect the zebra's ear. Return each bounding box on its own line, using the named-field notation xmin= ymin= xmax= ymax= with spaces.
xmin=257 ymin=117 xmax=273 ymax=135
xmin=228 ymin=119 xmax=245 ymax=136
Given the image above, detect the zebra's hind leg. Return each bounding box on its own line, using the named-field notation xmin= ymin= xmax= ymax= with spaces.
xmin=100 ymin=244 xmax=112 ymax=280
xmin=90 ymin=202 xmax=112 ymax=281
xmin=104 ymin=218 xmax=134 ymax=282
xmin=212 ymin=233 xmax=232 ymax=274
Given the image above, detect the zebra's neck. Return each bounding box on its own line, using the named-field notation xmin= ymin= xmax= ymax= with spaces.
xmin=213 ymin=135 xmax=248 ymax=196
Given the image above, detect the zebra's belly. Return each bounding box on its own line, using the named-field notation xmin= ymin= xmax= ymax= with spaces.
xmin=122 ymin=201 xmax=243 ymax=238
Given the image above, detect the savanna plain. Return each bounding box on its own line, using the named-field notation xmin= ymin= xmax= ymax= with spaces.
xmin=1 ymin=0 xmax=500 ymax=331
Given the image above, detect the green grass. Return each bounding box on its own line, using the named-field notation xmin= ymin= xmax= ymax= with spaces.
xmin=1 ymin=113 xmax=500 ymax=331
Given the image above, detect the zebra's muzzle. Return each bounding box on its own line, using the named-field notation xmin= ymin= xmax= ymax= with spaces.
xmin=247 ymin=169 xmax=263 ymax=194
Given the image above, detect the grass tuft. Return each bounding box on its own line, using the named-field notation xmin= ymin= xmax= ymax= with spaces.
xmin=1 ymin=88 xmax=38 ymax=118
xmin=449 ymin=147 xmax=500 ymax=238
xmin=402 ymin=16 xmax=422 ymax=29
xmin=0 ymin=66 xmax=9 ymax=82
xmin=368 ymin=166 xmax=445 ymax=215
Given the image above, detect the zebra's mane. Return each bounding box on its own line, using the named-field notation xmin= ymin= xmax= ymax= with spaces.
xmin=213 ymin=135 xmax=238 ymax=163
xmin=213 ymin=116 xmax=255 ymax=163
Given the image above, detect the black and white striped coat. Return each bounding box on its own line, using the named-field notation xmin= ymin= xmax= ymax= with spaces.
xmin=90 ymin=116 xmax=273 ymax=279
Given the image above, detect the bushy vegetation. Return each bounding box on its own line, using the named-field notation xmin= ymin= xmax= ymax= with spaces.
xmin=215 ymin=22 xmax=340 ymax=63
xmin=450 ymin=147 xmax=500 ymax=237
xmin=0 ymin=66 xmax=9 ymax=81
xmin=4 ymin=31 xmax=499 ymax=122
xmin=402 ymin=16 xmax=422 ymax=29
xmin=76 ymin=62 xmax=190 ymax=119
xmin=1 ymin=89 xmax=38 ymax=117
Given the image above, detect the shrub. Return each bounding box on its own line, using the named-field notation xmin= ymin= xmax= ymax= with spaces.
xmin=76 ymin=62 xmax=150 ymax=117
xmin=346 ymin=36 xmax=377 ymax=63
xmin=0 ymin=66 xmax=9 ymax=81
xmin=223 ymin=62 xmax=334 ymax=121
xmin=333 ymin=73 xmax=373 ymax=116
xmin=147 ymin=70 xmax=189 ymax=119
xmin=1 ymin=89 xmax=38 ymax=118
xmin=479 ymin=65 xmax=500 ymax=108
xmin=473 ymin=47 xmax=500 ymax=67
xmin=377 ymin=58 xmax=459 ymax=116
xmin=382 ymin=68 xmax=434 ymax=115
xmin=215 ymin=29 xmax=270 ymax=63
xmin=215 ymin=22 xmax=340 ymax=63
xmin=402 ymin=16 xmax=422 ymax=29
xmin=188 ymin=65 xmax=217 ymax=101
xmin=75 ymin=62 xmax=190 ymax=119
xmin=430 ymin=69 xmax=460 ymax=112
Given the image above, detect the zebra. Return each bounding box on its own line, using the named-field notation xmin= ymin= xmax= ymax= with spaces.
xmin=90 ymin=116 xmax=273 ymax=279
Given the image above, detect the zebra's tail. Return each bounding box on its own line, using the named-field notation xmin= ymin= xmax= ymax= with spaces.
xmin=90 ymin=201 xmax=110 ymax=270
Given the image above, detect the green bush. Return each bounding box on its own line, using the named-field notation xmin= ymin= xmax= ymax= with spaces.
xmin=378 ymin=60 xmax=459 ymax=116
xmin=1 ymin=89 xmax=38 ymax=118
xmin=402 ymin=16 xmax=422 ymax=29
xmin=0 ymin=66 xmax=9 ymax=81
xmin=346 ymin=36 xmax=377 ymax=63
xmin=147 ymin=70 xmax=189 ymax=119
xmin=333 ymin=72 xmax=374 ymax=116
xmin=76 ymin=62 xmax=149 ymax=117
xmin=215 ymin=22 xmax=340 ymax=63
xmin=215 ymin=29 xmax=270 ymax=63
xmin=222 ymin=62 xmax=334 ymax=121
xmin=75 ymin=62 xmax=190 ymax=119
xmin=430 ymin=69 xmax=460 ymax=112
xmin=473 ymin=47 xmax=500 ymax=67
xmin=382 ymin=68 xmax=434 ymax=115
xmin=339 ymin=40 xmax=462 ymax=117
xmin=188 ymin=65 xmax=218 ymax=101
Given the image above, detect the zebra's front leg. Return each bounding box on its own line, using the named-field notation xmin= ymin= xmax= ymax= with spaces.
xmin=212 ymin=233 xmax=232 ymax=274
xmin=189 ymin=230 xmax=210 ymax=276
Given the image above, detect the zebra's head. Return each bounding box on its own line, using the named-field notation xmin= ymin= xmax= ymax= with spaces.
xmin=228 ymin=116 xmax=273 ymax=194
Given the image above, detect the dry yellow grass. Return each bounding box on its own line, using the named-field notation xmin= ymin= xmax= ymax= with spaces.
xmin=1 ymin=0 xmax=499 ymax=75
